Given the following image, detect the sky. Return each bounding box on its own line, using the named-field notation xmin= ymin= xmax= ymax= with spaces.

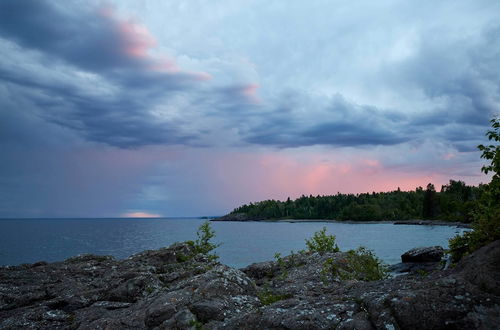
xmin=0 ymin=0 xmax=499 ymax=218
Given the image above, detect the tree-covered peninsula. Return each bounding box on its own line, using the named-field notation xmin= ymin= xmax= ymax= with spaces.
xmin=219 ymin=180 xmax=485 ymax=222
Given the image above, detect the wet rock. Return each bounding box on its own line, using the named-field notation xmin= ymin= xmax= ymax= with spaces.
xmin=401 ymin=245 xmax=444 ymax=262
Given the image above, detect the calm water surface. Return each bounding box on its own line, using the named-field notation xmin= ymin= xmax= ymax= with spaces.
xmin=0 ymin=218 xmax=466 ymax=268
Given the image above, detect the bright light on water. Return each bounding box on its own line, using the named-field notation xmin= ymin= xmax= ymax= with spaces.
xmin=0 ymin=218 xmax=466 ymax=268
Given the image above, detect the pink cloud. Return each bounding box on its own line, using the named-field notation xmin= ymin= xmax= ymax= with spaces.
xmin=442 ymin=153 xmax=456 ymax=160
xmin=118 ymin=21 xmax=157 ymax=58
xmin=98 ymin=5 xmax=210 ymax=80
xmin=241 ymin=84 xmax=261 ymax=104
xmin=98 ymin=4 xmax=155 ymax=58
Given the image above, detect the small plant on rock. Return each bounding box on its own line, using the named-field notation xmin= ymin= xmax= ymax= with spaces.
xmin=257 ymin=286 xmax=292 ymax=305
xmin=320 ymin=257 xmax=339 ymax=284
xmin=305 ymin=227 xmax=340 ymax=254
xmin=274 ymin=252 xmax=289 ymax=280
xmin=193 ymin=221 xmax=221 ymax=261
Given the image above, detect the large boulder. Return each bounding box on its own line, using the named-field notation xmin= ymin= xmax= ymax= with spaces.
xmin=401 ymin=245 xmax=444 ymax=262
xmin=452 ymin=239 xmax=500 ymax=296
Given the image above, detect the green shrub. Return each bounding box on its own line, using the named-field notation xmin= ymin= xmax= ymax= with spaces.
xmin=343 ymin=247 xmax=388 ymax=281
xmin=176 ymin=253 xmax=190 ymax=263
xmin=305 ymin=227 xmax=340 ymax=254
xmin=448 ymin=118 xmax=500 ymax=261
xmin=193 ymin=221 xmax=221 ymax=261
xmin=322 ymin=247 xmax=388 ymax=281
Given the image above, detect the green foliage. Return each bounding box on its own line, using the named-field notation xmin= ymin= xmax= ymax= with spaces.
xmin=449 ymin=118 xmax=500 ymax=261
xmin=228 ymin=181 xmax=481 ymax=222
xmin=193 ymin=221 xmax=221 ymax=261
xmin=274 ymin=252 xmax=285 ymax=266
xmin=341 ymin=247 xmax=388 ymax=281
xmin=320 ymin=257 xmax=338 ymax=284
xmin=257 ymin=287 xmax=291 ymax=305
xmin=423 ymin=183 xmax=437 ymax=219
xmin=274 ymin=252 xmax=289 ymax=279
xmin=417 ymin=269 xmax=429 ymax=276
xmin=320 ymin=247 xmax=387 ymax=282
xmin=189 ymin=320 xmax=205 ymax=330
xmin=305 ymin=227 xmax=340 ymax=254
xmin=176 ymin=253 xmax=190 ymax=263
xmin=478 ymin=118 xmax=500 ymax=177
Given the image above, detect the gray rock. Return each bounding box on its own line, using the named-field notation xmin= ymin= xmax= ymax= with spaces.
xmin=145 ymin=296 xmax=177 ymax=327
xmin=401 ymin=245 xmax=444 ymax=262
xmin=190 ymin=299 xmax=226 ymax=322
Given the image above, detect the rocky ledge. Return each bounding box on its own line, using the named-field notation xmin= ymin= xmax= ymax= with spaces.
xmin=212 ymin=213 xmax=263 ymax=221
xmin=1 ymin=241 xmax=499 ymax=329
xmin=213 ymin=216 xmax=472 ymax=228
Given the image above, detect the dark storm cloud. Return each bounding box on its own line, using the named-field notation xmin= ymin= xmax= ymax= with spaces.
xmin=245 ymin=94 xmax=411 ymax=148
xmin=0 ymin=0 xmax=134 ymax=71
xmin=0 ymin=0 xmax=207 ymax=148
xmin=0 ymin=0 xmax=191 ymax=78
xmin=0 ymin=64 xmax=196 ymax=148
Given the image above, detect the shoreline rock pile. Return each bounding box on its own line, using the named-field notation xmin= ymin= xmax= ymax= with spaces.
xmin=1 ymin=241 xmax=499 ymax=329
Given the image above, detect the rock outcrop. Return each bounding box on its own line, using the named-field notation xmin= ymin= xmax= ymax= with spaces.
xmin=1 ymin=241 xmax=499 ymax=329
xmin=401 ymin=246 xmax=444 ymax=263
xmin=389 ymin=245 xmax=446 ymax=274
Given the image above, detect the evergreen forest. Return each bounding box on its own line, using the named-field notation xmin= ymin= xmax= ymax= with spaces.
xmin=227 ymin=180 xmax=487 ymax=222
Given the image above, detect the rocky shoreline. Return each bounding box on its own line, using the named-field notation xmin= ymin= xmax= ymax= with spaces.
xmin=213 ymin=214 xmax=472 ymax=228
xmin=1 ymin=239 xmax=499 ymax=329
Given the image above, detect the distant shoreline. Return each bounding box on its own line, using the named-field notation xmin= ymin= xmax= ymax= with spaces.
xmin=212 ymin=218 xmax=472 ymax=228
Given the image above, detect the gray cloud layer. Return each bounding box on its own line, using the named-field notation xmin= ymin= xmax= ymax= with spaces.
xmin=0 ymin=0 xmax=498 ymax=151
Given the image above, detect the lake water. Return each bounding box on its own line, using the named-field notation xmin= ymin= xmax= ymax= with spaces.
xmin=0 ymin=218 xmax=467 ymax=268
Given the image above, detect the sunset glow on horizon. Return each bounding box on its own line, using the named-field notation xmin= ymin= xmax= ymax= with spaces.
xmin=122 ymin=212 xmax=163 ymax=218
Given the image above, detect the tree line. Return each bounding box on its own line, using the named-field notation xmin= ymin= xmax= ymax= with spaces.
xmin=228 ymin=180 xmax=488 ymax=222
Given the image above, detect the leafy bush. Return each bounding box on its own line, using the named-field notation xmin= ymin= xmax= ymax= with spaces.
xmin=193 ymin=221 xmax=221 ymax=261
xmin=305 ymin=227 xmax=340 ymax=254
xmin=322 ymin=247 xmax=388 ymax=281
xmin=449 ymin=118 xmax=500 ymax=261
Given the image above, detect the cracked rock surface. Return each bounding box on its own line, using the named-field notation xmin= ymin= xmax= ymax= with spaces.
xmin=1 ymin=240 xmax=499 ymax=329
